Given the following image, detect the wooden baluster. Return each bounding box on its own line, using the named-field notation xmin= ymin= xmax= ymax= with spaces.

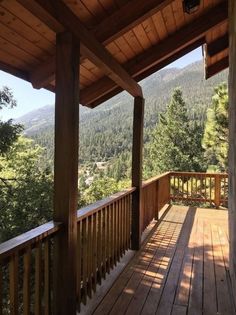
xmin=174 ymin=175 xmax=176 ymax=200
xmin=110 ymin=203 xmax=114 ymax=269
xmin=214 ymin=174 xmax=221 ymax=208
xmin=97 ymin=211 xmax=102 ymax=283
xmin=124 ymin=197 xmax=127 ymax=251
xmin=9 ymin=253 xmax=18 ymax=315
xmin=82 ymin=218 xmax=88 ymax=304
xmin=107 ymin=205 xmax=111 ymax=274
xmin=205 ymin=176 xmax=207 ymax=202
xmin=195 ymin=174 xmax=197 ymax=199
xmin=121 ymin=198 xmax=125 ymax=255
xmin=77 ymin=221 xmax=82 ymax=310
xmin=210 ymin=176 xmax=212 ymax=203
xmin=129 ymin=194 xmax=132 ymax=247
xmin=114 ymin=202 xmax=117 ymax=266
xmin=190 ymin=176 xmax=193 ymax=199
xmin=44 ymin=239 xmax=50 ymax=315
xmin=87 ymin=216 xmax=92 ymax=298
xmin=116 ymin=201 xmax=120 ymax=262
xmin=117 ymin=200 xmax=121 ymax=258
xmin=92 ymin=213 xmax=97 ymax=292
xmin=224 ymin=176 xmax=227 ymax=205
xmin=177 ymin=176 xmax=180 ymax=199
xmin=23 ymin=246 xmax=31 ymax=315
xmin=155 ymin=180 xmax=159 ymax=220
xmin=35 ymin=241 xmax=42 ymax=315
xmin=121 ymin=198 xmax=124 ymax=254
xmin=102 ymin=208 xmax=106 ymax=279
xmin=186 ymin=176 xmax=189 ymax=201
xmin=119 ymin=200 xmax=122 ymax=259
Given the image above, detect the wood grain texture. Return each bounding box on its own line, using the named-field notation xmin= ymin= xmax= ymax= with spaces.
xmin=131 ymin=97 xmax=145 ymax=250
xmin=32 ymin=0 xmax=142 ymax=98
xmin=93 ymin=205 xmax=235 ymax=315
xmin=53 ymin=31 xmax=80 ymax=315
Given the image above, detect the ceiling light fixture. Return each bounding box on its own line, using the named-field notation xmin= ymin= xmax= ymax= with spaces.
xmin=183 ymin=0 xmax=200 ymax=14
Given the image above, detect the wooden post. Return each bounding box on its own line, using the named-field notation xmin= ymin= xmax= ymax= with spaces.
xmin=214 ymin=174 xmax=221 ymax=208
xmin=53 ymin=32 xmax=80 ymax=315
xmin=228 ymin=0 xmax=236 ymax=303
xmin=131 ymin=96 xmax=144 ymax=250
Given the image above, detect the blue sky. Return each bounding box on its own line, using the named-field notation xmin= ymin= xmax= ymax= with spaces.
xmin=0 ymin=47 xmax=203 ymax=121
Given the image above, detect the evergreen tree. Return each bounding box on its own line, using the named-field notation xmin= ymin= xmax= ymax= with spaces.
xmin=202 ymin=83 xmax=228 ymax=171
xmin=0 ymin=137 xmax=53 ymax=242
xmin=0 ymin=86 xmax=23 ymax=154
xmin=144 ymin=88 xmax=205 ymax=177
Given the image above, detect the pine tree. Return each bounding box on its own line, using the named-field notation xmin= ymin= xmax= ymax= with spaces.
xmin=144 ymin=88 xmax=205 ymax=177
xmin=202 ymin=83 xmax=228 ymax=171
xmin=0 ymin=86 xmax=23 ymax=154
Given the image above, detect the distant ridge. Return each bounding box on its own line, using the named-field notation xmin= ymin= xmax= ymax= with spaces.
xmin=16 ymin=61 xmax=228 ymax=163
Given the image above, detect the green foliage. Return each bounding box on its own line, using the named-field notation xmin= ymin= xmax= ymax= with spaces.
xmin=26 ymin=62 xmax=228 ymax=166
xmin=82 ymin=176 xmax=126 ymax=204
xmin=0 ymin=86 xmax=23 ymax=154
xmin=144 ymin=88 xmax=206 ymax=178
xmin=202 ymin=83 xmax=228 ymax=171
xmin=0 ymin=137 xmax=53 ymax=242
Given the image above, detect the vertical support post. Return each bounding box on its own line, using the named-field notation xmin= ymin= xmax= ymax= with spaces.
xmin=53 ymin=32 xmax=80 ymax=315
xmin=228 ymin=0 xmax=236 ymax=303
xmin=214 ymin=174 xmax=221 ymax=208
xmin=131 ymin=96 xmax=144 ymax=250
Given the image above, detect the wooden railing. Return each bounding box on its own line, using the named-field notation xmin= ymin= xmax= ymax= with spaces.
xmin=170 ymin=172 xmax=228 ymax=208
xmin=0 ymin=171 xmax=228 ymax=313
xmin=76 ymin=188 xmax=133 ymax=308
xmin=0 ymin=221 xmax=61 ymax=314
xmin=141 ymin=172 xmax=170 ymax=232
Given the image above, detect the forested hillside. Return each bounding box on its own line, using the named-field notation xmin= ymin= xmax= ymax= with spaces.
xmin=17 ymin=61 xmax=228 ymax=165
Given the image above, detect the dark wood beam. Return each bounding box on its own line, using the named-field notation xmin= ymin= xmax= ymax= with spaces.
xmin=207 ymin=33 xmax=229 ymax=57
xmin=0 ymin=60 xmax=29 ymax=81
xmin=131 ymin=96 xmax=144 ymax=250
xmin=53 ymin=31 xmax=79 ymax=315
xmin=0 ymin=60 xmax=55 ymax=93
xmin=19 ymin=0 xmax=172 ymax=89
xmin=81 ymin=1 xmax=227 ymax=107
xmin=24 ymin=0 xmax=143 ymax=97
xmin=87 ymin=37 xmax=205 ymax=108
xmin=30 ymin=56 xmax=55 ymax=90
xmin=205 ymin=56 xmax=229 ymax=79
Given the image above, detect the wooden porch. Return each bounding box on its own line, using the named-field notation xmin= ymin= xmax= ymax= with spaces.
xmin=0 ymin=1 xmax=235 ymax=314
xmin=86 ymin=205 xmax=235 ymax=315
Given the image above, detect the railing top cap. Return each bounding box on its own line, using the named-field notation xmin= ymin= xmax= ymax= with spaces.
xmin=0 ymin=221 xmax=61 ymax=259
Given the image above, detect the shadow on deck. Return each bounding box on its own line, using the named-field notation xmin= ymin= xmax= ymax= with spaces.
xmin=81 ymin=205 xmax=235 ymax=315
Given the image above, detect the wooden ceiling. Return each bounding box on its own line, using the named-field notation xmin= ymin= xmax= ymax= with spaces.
xmin=0 ymin=0 xmax=229 ymax=108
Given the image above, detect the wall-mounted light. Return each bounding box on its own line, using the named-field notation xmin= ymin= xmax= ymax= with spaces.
xmin=183 ymin=0 xmax=200 ymax=14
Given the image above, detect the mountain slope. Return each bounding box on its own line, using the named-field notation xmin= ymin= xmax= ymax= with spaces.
xmin=16 ymin=61 xmax=228 ymax=163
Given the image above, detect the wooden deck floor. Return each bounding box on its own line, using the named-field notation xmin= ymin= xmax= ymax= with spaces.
xmin=92 ymin=205 xmax=235 ymax=315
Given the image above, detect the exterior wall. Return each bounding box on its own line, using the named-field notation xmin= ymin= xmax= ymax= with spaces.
xmin=228 ymin=0 xmax=236 ymax=303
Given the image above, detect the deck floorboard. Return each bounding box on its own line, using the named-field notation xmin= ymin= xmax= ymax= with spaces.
xmin=92 ymin=205 xmax=235 ymax=315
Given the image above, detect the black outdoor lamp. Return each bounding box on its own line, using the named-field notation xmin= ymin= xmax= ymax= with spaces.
xmin=183 ymin=0 xmax=200 ymax=14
